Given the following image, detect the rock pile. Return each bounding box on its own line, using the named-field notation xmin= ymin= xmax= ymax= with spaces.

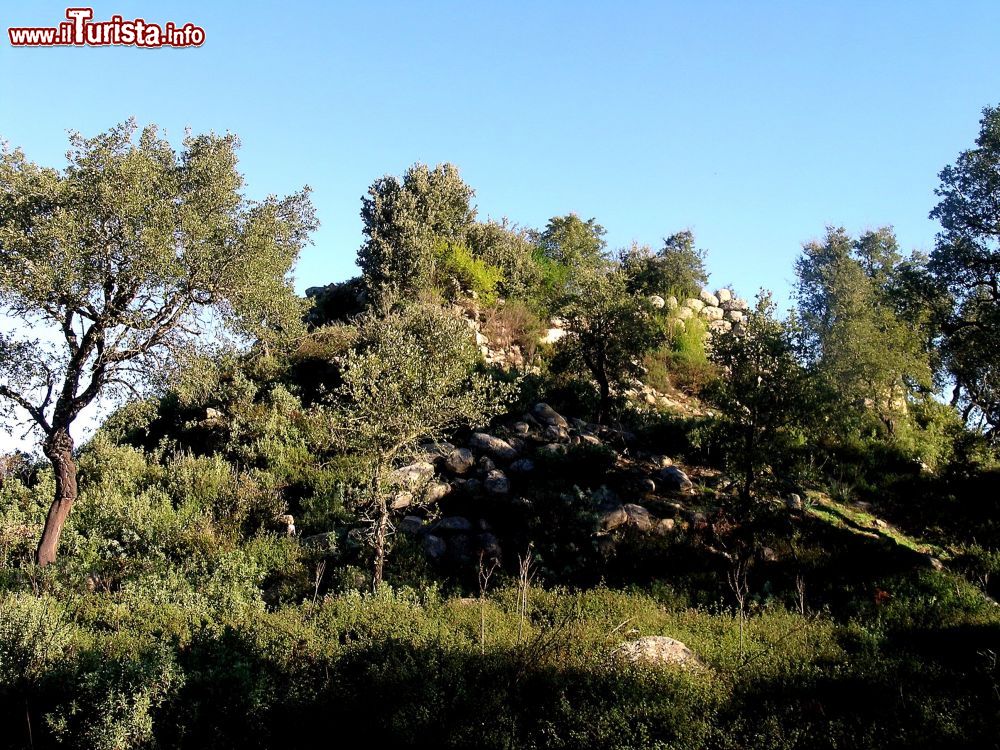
xmin=664 ymin=288 xmax=749 ymax=336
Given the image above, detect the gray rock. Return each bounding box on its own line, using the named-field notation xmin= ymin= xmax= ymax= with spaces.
xmin=533 ymin=402 xmax=569 ymax=429
xmin=675 ymin=305 xmax=694 ymax=320
xmin=716 ymin=288 xmax=733 ymax=304
xmin=484 ymin=469 xmax=510 ymax=495
xmin=623 ymin=503 xmax=656 ymax=532
xmin=478 ymin=455 xmax=497 ymax=474
xmin=656 ymin=518 xmax=676 ymax=534
xmin=786 ymin=493 xmax=803 ymax=511
xmin=399 ymin=516 xmax=424 ymax=535
xmin=436 ymin=516 xmax=473 ymax=533
xmin=513 ymin=421 xmax=531 ymax=436
xmin=445 ymin=448 xmax=475 ymax=474
xmin=424 ymin=482 xmax=450 ymax=503
xmin=648 ymin=294 xmax=666 ymax=309
xmin=612 ymin=636 xmax=705 ymax=669
xmin=659 ymin=465 xmax=694 ymax=491
xmin=469 ymin=433 xmax=518 ymax=461
xmin=600 ymin=506 xmax=629 ymax=532
xmin=509 ymin=458 xmax=535 ymax=473
xmin=390 ymin=461 xmax=435 ymax=488
xmin=699 ymin=289 xmax=719 ymax=308
xmin=702 ymin=305 xmax=724 ymax=321
xmin=422 ymin=534 xmax=447 ymax=559
xmin=640 ymin=478 xmax=656 ymax=493
xmin=391 ymin=491 xmax=413 ymax=510
xmin=544 ymin=423 xmax=569 ymax=441
xmin=684 ymin=298 xmax=705 ymax=312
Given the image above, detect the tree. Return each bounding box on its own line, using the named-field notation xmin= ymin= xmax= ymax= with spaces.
xmin=535 ymin=214 xmax=607 ymax=270
xmin=555 ymin=270 xmax=664 ymax=424
xmin=795 ymin=227 xmax=932 ymax=434
xmin=0 ymin=121 xmax=316 ymax=565
xmin=321 ymin=303 xmax=511 ymax=585
xmin=706 ymin=292 xmax=814 ymax=499
xmin=929 ymin=105 xmax=1000 ymax=436
xmin=358 ymin=163 xmax=476 ymax=301
xmin=619 ymin=230 xmax=710 ymax=299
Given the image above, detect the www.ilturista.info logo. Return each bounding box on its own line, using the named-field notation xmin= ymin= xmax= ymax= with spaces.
xmin=8 ymin=7 xmax=205 ymax=48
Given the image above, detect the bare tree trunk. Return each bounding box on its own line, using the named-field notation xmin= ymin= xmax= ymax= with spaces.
xmin=37 ymin=428 xmax=77 ymax=567
xmin=371 ymin=473 xmax=389 ymax=588
xmin=596 ymin=374 xmax=611 ymax=425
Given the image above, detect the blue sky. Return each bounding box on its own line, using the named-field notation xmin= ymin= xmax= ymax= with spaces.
xmin=2 ymin=0 xmax=1000 ymax=311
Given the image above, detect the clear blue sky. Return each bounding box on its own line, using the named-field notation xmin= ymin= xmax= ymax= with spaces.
xmin=3 ymin=1 xmax=1000 ymax=311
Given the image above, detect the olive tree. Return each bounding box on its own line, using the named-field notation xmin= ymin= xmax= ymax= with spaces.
xmin=555 ymin=269 xmax=664 ymax=424
xmin=358 ymin=163 xmax=476 ymax=301
xmin=321 ymin=303 xmax=512 ymax=585
xmin=0 ymin=121 xmax=316 ymax=565
xmin=706 ymin=292 xmax=814 ymax=499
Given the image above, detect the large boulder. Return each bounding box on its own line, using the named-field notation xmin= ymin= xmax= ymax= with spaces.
xmin=422 ymin=534 xmax=447 ymax=559
xmin=702 ymin=306 xmax=724 ymax=321
xmin=623 ymin=503 xmax=655 ymax=532
xmin=648 ymin=295 xmax=666 ymax=309
xmin=424 ymin=482 xmax=450 ymax=504
xmin=659 ymin=465 xmax=694 ymax=491
xmin=484 ymin=469 xmax=510 ymax=495
xmin=469 ymin=433 xmax=518 ymax=461
xmin=675 ymin=305 xmax=694 ymax=320
xmin=599 ymin=506 xmax=629 ymax=532
xmin=445 ymin=448 xmax=475 ymax=474
xmin=533 ymin=402 xmax=569 ymax=429
xmin=699 ymin=289 xmax=719 ymax=308
xmin=684 ymin=298 xmax=705 ymax=312
xmin=509 ymin=458 xmax=535 ymax=474
xmin=435 ymin=516 xmax=473 ymax=533
xmin=716 ymin=288 xmax=733 ymax=304
xmin=612 ymin=636 xmax=705 ymax=669
xmin=390 ymin=461 xmax=435 ymax=488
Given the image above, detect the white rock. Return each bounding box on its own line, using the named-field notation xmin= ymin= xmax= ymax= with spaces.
xmin=699 ymin=289 xmax=719 ymax=307
xmin=648 ymin=295 xmax=666 ymax=309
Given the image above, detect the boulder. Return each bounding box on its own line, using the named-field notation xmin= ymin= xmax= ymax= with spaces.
xmin=651 ymin=455 xmax=673 ymax=468
xmin=684 ymin=298 xmax=705 ymax=312
xmin=666 ymin=295 xmax=679 ymax=309
xmin=786 ymin=493 xmax=803 ymax=511
xmin=391 ymin=491 xmax=413 ymax=510
xmin=513 ymin=421 xmax=531 ymax=436
xmin=477 ymin=532 xmax=502 ymax=562
xmin=424 ymin=482 xmax=450 ymax=504
xmin=540 ymin=327 xmax=566 ymax=345
xmin=656 ymin=518 xmax=676 ymax=534
xmin=727 ymin=310 xmax=744 ymax=323
xmin=699 ymin=289 xmax=719 ymax=308
xmin=484 ymin=469 xmax=510 ymax=495
xmin=422 ymin=534 xmax=447 ymax=559
xmin=399 ymin=516 xmax=424 ymax=535
xmin=533 ymin=402 xmax=569 ymax=429
xmin=599 ymin=506 xmax=629 ymax=532
xmin=446 ymin=448 xmax=475 ymax=474
xmin=390 ymin=461 xmax=435 ymax=488
xmin=702 ymin=306 xmax=724 ymax=321
xmin=648 ymin=294 xmax=666 ymax=309
xmin=436 ymin=516 xmax=473 ymax=533
xmin=659 ymin=465 xmax=694 ymax=491
xmin=509 ymin=458 xmax=535 ymax=473
xmin=612 ymin=636 xmax=704 ymax=669
xmin=623 ymin=503 xmax=655 ymax=532
xmin=469 ymin=433 xmax=518 ymax=461
xmin=478 ymin=455 xmax=497 ymax=474
xmin=716 ymin=288 xmax=733 ymax=303
xmin=640 ymin=477 xmax=656 ymax=493
xmin=544 ymin=424 xmax=569 ymax=442
xmin=675 ymin=305 xmax=694 ymax=320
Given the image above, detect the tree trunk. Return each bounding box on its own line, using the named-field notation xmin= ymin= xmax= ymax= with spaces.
xmin=36 ymin=429 xmax=77 ymax=567
xmin=596 ymin=374 xmax=611 ymax=425
xmin=371 ymin=474 xmax=389 ymax=588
